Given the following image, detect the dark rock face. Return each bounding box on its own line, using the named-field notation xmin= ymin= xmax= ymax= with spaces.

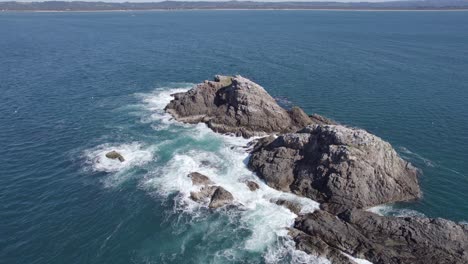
xmin=249 ymin=124 xmax=421 ymax=214
xmin=209 ymin=187 xmax=234 ymax=209
xmin=293 ymin=209 xmax=468 ymax=264
xmin=105 ymin=151 xmax=125 ymax=162
xmin=246 ymin=181 xmax=260 ymax=191
xmin=165 ymin=75 xmax=320 ymax=137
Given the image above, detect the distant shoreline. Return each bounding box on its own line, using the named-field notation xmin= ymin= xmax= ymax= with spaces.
xmin=3 ymin=9 xmax=468 ymax=12
xmin=3 ymin=0 xmax=468 ymax=13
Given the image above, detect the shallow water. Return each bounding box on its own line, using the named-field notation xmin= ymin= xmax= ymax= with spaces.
xmin=1 ymin=10 xmax=468 ymax=264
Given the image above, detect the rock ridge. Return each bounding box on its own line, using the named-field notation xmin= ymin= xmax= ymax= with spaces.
xmin=165 ymin=75 xmax=329 ymax=137
xmin=292 ymin=209 xmax=468 ymax=264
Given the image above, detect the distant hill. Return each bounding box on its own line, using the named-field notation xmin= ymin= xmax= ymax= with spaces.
xmin=1 ymin=0 xmax=468 ymax=11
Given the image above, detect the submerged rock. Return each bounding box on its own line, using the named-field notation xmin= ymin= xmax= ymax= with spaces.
xmin=293 ymin=209 xmax=468 ymax=264
xmin=246 ymin=180 xmax=260 ymax=191
xmin=105 ymin=150 xmax=125 ymax=162
xmin=188 ymin=172 xmax=214 ymax=186
xmin=165 ymin=75 xmax=326 ymax=137
xmin=249 ymin=124 xmax=421 ymax=214
xmin=273 ymin=199 xmax=302 ymax=215
xmin=209 ymin=186 xmax=234 ymax=209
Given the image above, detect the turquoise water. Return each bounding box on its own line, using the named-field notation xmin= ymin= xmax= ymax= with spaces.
xmin=1 ymin=11 xmax=468 ymax=264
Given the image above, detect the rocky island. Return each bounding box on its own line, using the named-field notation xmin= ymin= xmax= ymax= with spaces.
xmin=166 ymin=75 xmax=468 ymax=263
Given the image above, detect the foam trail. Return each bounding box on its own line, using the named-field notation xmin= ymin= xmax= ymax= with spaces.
xmin=343 ymin=253 xmax=374 ymax=264
xmin=398 ymin=146 xmax=435 ymax=167
xmin=367 ymin=204 xmax=426 ymax=218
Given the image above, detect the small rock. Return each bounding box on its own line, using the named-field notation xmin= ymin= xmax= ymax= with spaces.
xmin=105 ymin=151 xmax=125 ymax=162
xmin=188 ymin=172 xmax=213 ymax=186
xmin=209 ymin=187 xmax=234 ymax=208
xmin=190 ymin=186 xmax=217 ymax=202
xmin=274 ymin=199 xmax=302 ymax=215
xmin=246 ymin=181 xmax=260 ymax=191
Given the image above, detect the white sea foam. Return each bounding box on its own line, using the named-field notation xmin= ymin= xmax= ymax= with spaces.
xmin=136 ymin=86 xmax=192 ymax=129
xmin=399 ymin=146 xmax=435 ymax=167
xmin=343 ymin=253 xmax=374 ymax=264
xmin=84 ymin=142 xmax=154 ymax=173
xmin=265 ymin=237 xmax=331 ymax=264
xmin=136 ymin=87 xmax=325 ymax=262
xmin=367 ymin=204 xmax=426 ymax=218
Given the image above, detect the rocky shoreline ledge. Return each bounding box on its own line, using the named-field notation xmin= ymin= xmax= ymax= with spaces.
xmin=165 ymin=75 xmax=468 ymax=263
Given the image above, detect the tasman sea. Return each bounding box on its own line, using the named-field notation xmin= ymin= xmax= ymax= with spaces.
xmin=1 ymin=10 xmax=468 ymax=264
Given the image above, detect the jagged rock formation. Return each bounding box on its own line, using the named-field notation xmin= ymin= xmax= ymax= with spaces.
xmin=166 ymin=76 xmax=466 ymax=263
xmin=292 ymin=209 xmax=468 ymax=264
xmin=165 ymin=75 xmax=326 ymax=137
xmin=249 ymin=124 xmax=421 ymax=214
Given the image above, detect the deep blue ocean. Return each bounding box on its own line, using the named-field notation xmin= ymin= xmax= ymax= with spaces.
xmin=1 ymin=10 xmax=468 ymax=264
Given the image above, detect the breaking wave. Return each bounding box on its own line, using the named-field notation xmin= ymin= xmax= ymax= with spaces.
xmin=82 ymin=85 xmax=329 ymax=263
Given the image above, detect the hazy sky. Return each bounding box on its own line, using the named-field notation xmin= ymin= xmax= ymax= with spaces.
xmin=5 ymin=0 xmax=414 ymax=2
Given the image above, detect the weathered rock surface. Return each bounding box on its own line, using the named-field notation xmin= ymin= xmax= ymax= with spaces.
xmin=165 ymin=75 xmax=329 ymax=137
xmin=105 ymin=150 xmax=125 ymax=162
xmin=293 ymin=209 xmax=468 ymax=264
xmin=246 ymin=181 xmax=260 ymax=191
xmin=188 ymin=172 xmax=214 ymax=186
xmin=209 ymin=187 xmax=234 ymax=208
xmin=249 ymin=124 xmax=421 ymax=214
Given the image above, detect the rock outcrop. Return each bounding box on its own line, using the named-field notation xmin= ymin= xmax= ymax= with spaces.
xmin=293 ymin=209 xmax=468 ymax=264
xmin=249 ymin=124 xmax=421 ymax=214
xmin=105 ymin=150 xmax=125 ymax=162
xmin=165 ymin=75 xmax=329 ymax=137
xmin=166 ymin=75 xmax=466 ymax=264
xmin=187 ymin=172 xmax=234 ymax=209
xmin=209 ymin=186 xmax=234 ymax=208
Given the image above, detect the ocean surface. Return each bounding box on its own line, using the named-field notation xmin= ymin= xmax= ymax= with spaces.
xmin=1 ymin=10 xmax=468 ymax=264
